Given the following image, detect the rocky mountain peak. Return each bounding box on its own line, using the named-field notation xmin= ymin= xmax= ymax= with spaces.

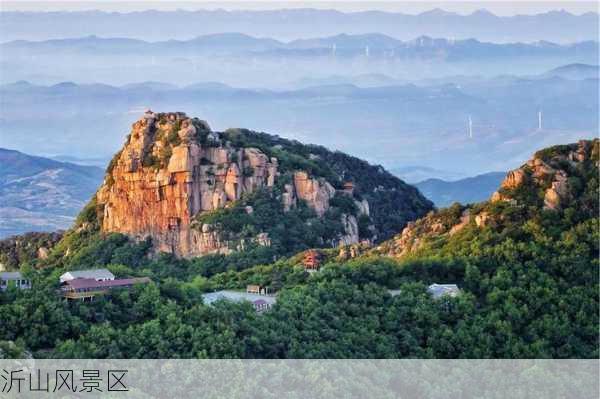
xmin=98 ymin=113 xmax=279 ymax=257
xmin=94 ymin=112 xmax=432 ymax=258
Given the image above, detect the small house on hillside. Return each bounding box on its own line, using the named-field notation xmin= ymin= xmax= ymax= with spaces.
xmin=342 ymin=181 xmax=355 ymax=195
xmin=61 ymin=277 xmax=150 ymax=301
xmin=252 ymin=299 xmax=271 ymax=312
xmin=201 ymin=290 xmax=277 ymax=312
xmin=0 ymin=272 xmax=31 ymax=291
xmin=427 ymin=284 xmax=460 ymax=299
xmin=60 ymin=269 xmax=115 ymax=284
xmin=246 ymin=284 xmax=274 ymax=295
xmin=303 ymin=250 xmax=322 ymax=271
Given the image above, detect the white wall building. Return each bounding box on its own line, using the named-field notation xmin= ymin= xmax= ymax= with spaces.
xmin=60 ymin=269 xmax=115 ymax=284
xmin=0 ymin=272 xmax=31 ymax=291
xmin=427 ymin=283 xmax=460 ymax=299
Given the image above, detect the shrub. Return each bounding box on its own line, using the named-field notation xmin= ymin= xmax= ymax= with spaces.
xmin=243 ymin=166 xmax=254 ymax=177
xmin=142 ymin=153 xmax=159 ymax=168
xmin=159 ymin=146 xmax=173 ymax=166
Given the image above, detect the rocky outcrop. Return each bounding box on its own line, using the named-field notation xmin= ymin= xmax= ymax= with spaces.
xmin=337 ymin=214 xmax=359 ymax=247
xmin=96 ymin=112 xmax=375 ymax=257
xmin=338 ymin=241 xmax=370 ymax=261
xmin=449 ymin=210 xmax=471 ymax=235
xmin=374 ymin=210 xmax=459 ymax=258
xmin=543 ymin=170 xmax=570 ymax=210
xmin=474 ymin=212 xmax=491 ymax=228
xmin=37 ymin=247 xmax=49 ymax=260
xmin=97 ymin=112 xmax=282 ymax=257
xmin=374 ymin=139 xmax=598 ymax=260
xmin=292 ymin=171 xmax=336 ymax=217
xmin=282 ymin=184 xmax=296 ymax=212
xmin=492 ymin=139 xmax=597 ymax=210
xmin=354 ymin=199 xmax=370 ymax=217
xmin=501 ymin=169 xmax=526 ymax=190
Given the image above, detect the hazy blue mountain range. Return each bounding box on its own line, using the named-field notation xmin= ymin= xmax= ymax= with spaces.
xmin=291 ymin=73 xmax=402 ymax=89
xmin=1 ymin=74 xmax=596 ymax=176
xmin=389 ymin=166 xmax=468 ymax=184
xmin=3 ymin=34 xmax=596 ymax=59
xmin=1 ymin=33 xmax=597 ymax=87
xmin=50 ymin=155 xmax=111 ymax=168
xmin=542 ymin=63 xmax=600 ymax=80
xmin=0 ymin=148 xmax=104 ymax=238
xmin=291 ymin=63 xmax=600 ymax=89
xmin=1 ymin=9 xmax=597 ymax=43
xmin=414 ymin=172 xmax=506 ymax=208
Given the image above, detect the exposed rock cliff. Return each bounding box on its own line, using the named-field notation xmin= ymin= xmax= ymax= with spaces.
xmin=375 ymin=139 xmax=599 ymax=259
xmin=97 ymin=112 xmax=275 ymax=256
xmin=293 ymin=171 xmax=335 ymax=217
xmin=491 ymin=139 xmax=598 ymax=210
xmin=95 ymin=112 xmax=433 ymax=258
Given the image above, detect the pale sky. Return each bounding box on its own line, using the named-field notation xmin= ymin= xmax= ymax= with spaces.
xmin=1 ymin=1 xmax=598 ymax=15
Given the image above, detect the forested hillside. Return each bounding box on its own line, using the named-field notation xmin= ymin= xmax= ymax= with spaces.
xmin=0 ymin=140 xmax=597 ymax=359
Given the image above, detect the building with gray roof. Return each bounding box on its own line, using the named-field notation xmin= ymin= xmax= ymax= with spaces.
xmin=60 ymin=269 xmax=115 ymax=284
xmin=202 ymin=290 xmax=277 ymax=311
xmin=0 ymin=271 xmax=31 ymax=291
xmin=427 ymin=283 xmax=460 ymax=299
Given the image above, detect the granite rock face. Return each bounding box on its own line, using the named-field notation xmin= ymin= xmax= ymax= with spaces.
xmin=292 ymin=171 xmax=336 ymax=217
xmin=96 ymin=112 xmax=374 ymax=257
xmin=97 ymin=112 xmax=281 ymax=257
xmin=491 ymin=139 xmax=598 ymax=210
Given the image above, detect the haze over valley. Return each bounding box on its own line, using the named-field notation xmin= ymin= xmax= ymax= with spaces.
xmin=1 ymin=67 xmax=597 ymax=177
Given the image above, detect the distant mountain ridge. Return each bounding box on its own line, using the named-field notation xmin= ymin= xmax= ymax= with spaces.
xmin=3 ymin=33 xmax=597 ymax=62
xmin=390 ymin=165 xmax=467 ymax=183
xmin=543 ymin=63 xmax=599 ymax=80
xmin=1 ymin=74 xmax=596 ymax=176
xmin=1 ymin=9 xmax=597 ymax=43
xmin=415 ymin=172 xmax=506 ymax=207
xmin=0 ymin=148 xmax=104 ymax=238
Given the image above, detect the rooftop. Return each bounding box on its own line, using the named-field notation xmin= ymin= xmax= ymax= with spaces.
xmin=427 ymin=283 xmax=460 ymax=298
xmin=0 ymin=272 xmax=24 ymax=280
xmin=63 ymin=277 xmax=150 ymax=290
xmin=202 ymin=290 xmax=277 ymax=306
xmin=60 ymin=268 xmax=115 ymax=280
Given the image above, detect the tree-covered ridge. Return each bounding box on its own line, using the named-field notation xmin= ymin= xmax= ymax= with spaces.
xmin=374 ymin=139 xmax=599 ymax=259
xmin=0 ymin=231 xmax=63 ymax=270
xmin=0 ymin=139 xmax=598 ymax=359
xmin=194 ymin=187 xmax=370 ymax=255
xmin=216 ymin=127 xmax=433 ymax=242
xmin=185 ymin=124 xmax=432 ymax=264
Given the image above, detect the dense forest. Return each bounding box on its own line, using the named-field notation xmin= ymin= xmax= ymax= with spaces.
xmin=0 ymin=140 xmax=598 ymax=359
